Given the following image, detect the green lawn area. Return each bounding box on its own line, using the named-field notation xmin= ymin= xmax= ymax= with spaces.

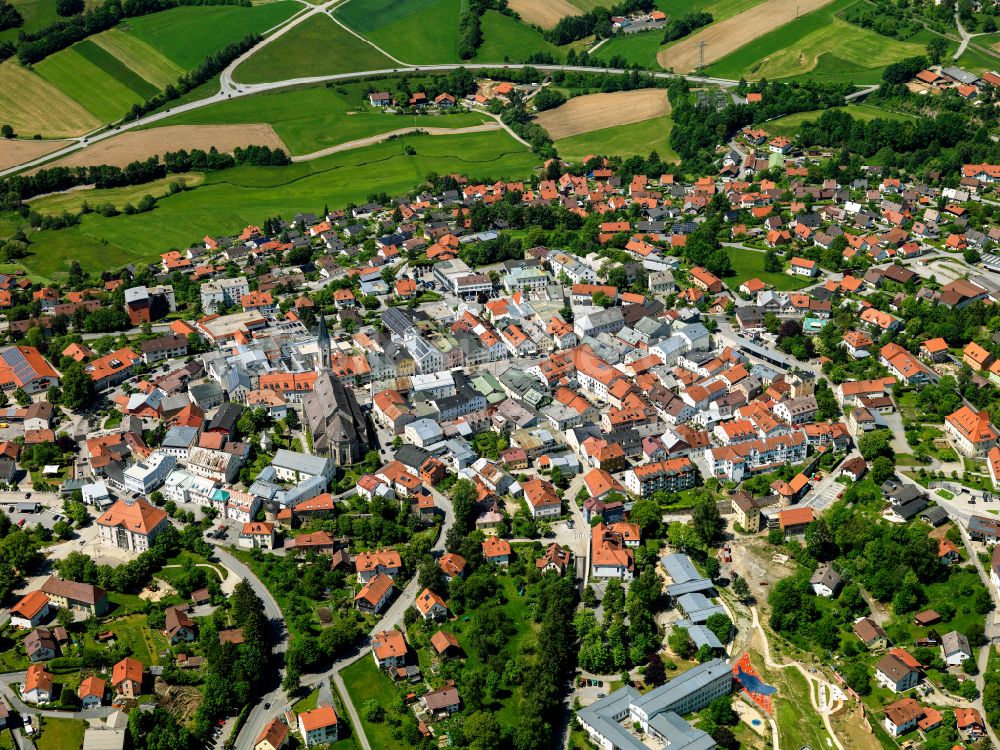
xmin=337 ymin=0 xmax=462 ymax=63
xmin=126 ymin=2 xmax=300 ymax=69
xmin=555 ymin=114 xmax=678 ymax=163
xmin=4 ymin=129 xmax=539 ymax=279
xmin=340 ymin=657 xmax=406 ymax=749
xmin=591 ymin=31 xmax=665 ymax=69
xmin=905 ymin=424 xmax=957 ymax=462
xmin=722 ymin=246 xmax=813 ymax=291
xmin=28 ymin=173 xmax=205 ymax=216
xmin=957 ymin=43 xmax=1000 ymax=74
xmin=105 ymin=591 xmax=151 ymax=616
xmin=34 ymin=46 xmax=147 ymax=123
xmin=763 ymin=104 xmax=918 ymax=138
xmin=35 ymin=717 xmax=86 ymax=750
xmin=707 ymin=0 xmax=938 ymax=84
xmin=234 ymin=15 xmax=394 ymax=83
xmin=152 ymin=82 xmax=490 ymax=156
xmin=0 ymin=0 xmax=63 ymax=44
xmin=475 ymin=10 xmax=564 ymax=62
xmin=105 ymin=614 xmax=169 ymax=665
xmin=292 ymin=688 xmax=320 ymax=713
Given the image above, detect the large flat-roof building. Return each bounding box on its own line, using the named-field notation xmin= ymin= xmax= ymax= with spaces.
xmin=578 ymin=659 xmax=731 ymax=750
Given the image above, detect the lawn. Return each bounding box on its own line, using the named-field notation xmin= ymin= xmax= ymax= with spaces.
xmin=126 ymin=2 xmax=300 ymax=69
xmin=35 ymin=717 xmax=86 ymax=750
xmin=334 ymin=0 xmax=441 ymax=32
xmin=336 ymin=0 xmax=462 ymax=63
xmin=151 ymin=82 xmax=490 ymax=155
xmin=106 ymin=614 xmax=169 ymax=665
xmin=722 ymin=246 xmax=814 ymax=291
xmin=591 ymin=31 xmax=665 ymax=69
xmin=957 ymin=43 xmax=1000 ymax=74
xmin=762 ymin=104 xmax=918 ymax=138
xmin=4 ymin=129 xmax=539 ymax=278
xmin=234 ymin=15 xmax=394 ymax=83
xmin=555 ymin=114 xmax=678 ymax=162
xmin=292 ymin=688 xmax=320 ymax=713
xmin=340 ymin=657 xmax=406 ymax=749
xmin=474 ymin=11 xmax=564 ymax=62
xmin=707 ymin=0 xmax=938 ymax=84
xmin=27 ymin=173 xmax=205 ymax=216
xmin=34 ymin=46 xmax=147 ymax=124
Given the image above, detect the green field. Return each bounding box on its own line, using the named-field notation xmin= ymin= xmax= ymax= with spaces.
xmin=154 ymin=82 xmax=490 ymax=155
xmin=93 ymin=28 xmax=186 ymax=89
xmin=35 ymin=718 xmax=86 ymax=750
xmin=475 ymin=10 xmax=564 ymax=62
xmin=235 ymin=15 xmax=394 ymax=82
xmin=591 ymin=31 xmax=665 ymax=68
xmin=125 ymin=2 xmax=300 ymax=68
xmin=957 ymin=43 xmax=1000 ymax=74
xmin=75 ymin=39 xmax=159 ymax=99
xmin=555 ymin=113 xmax=677 ymax=162
xmin=707 ymin=0 xmax=936 ymax=84
xmin=0 ymin=0 xmax=57 ymax=43
xmin=28 ymin=173 xmax=205 ymax=215
xmin=763 ymin=103 xmax=918 ymax=137
xmin=340 ymin=658 xmax=405 ymax=749
xmin=34 ymin=45 xmax=148 ymax=123
xmin=335 ymin=0 xmax=461 ymax=62
xmin=655 ymin=0 xmax=766 ymax=20
xmin=722 ymin=246 xmax=814 ymax=291
xmin=4 ymin=129 xmax=539 ymax=279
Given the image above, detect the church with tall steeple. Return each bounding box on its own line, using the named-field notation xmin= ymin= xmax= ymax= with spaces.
xmin=301 ymin=314 xmax=371 ymax=465
xmin=315 ymin=313 xmax=332 ymax=371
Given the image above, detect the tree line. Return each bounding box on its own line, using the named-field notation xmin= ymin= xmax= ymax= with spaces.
xmin=458 ymin=0 xmax=509 ymax=59
xmin=17 ymin=0 xmax=249 ymax=64
xmin=661 ymin=11 xmax=712 ymax=43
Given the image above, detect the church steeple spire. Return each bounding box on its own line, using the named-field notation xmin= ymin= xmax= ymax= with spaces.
xmin=316 ymin=314 xmax=331 ymax=371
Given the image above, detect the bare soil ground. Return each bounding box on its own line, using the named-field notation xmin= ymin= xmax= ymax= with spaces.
xmin=0 ymin=138 xmax=72 ymax=171
xmin=658 ymin=0 xmax=837 ymax=72
xmin=534 ymin=89 xmax=670 ymax=139
xmin=507 ymin=0 xmax=583 ymax=28
xmin=44 ymin=124 xmax=288 ymax=168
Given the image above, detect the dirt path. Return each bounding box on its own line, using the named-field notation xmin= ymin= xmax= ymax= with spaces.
xmin=534 ymin=89 xmax=670 ymax=140
xmin=658 ymin=0 xmax=838 ymax=73
xmin=750 ymin=606 xmax=845 ymax=750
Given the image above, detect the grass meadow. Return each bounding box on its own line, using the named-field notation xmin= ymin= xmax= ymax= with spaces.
xmin=335 ymin=0 xmax=463 ymax=62
xmin=475 ymin=10 xmax=565 ymax=62
xmin=34 ymin=46 xmax=148 ymax=123
xmin=722 ymin=247 xmax=814 ymax=291
xmin=555 ymin=114 xmax=677 ymax=162
xmin=0 ymin=59 xmax=100 ymax=137
xmin=234 ymin=15 xmax=394 ymax=82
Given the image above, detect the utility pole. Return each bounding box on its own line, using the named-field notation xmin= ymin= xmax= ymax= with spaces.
xmin=698 ymin=39 xmax=706 ymax=72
